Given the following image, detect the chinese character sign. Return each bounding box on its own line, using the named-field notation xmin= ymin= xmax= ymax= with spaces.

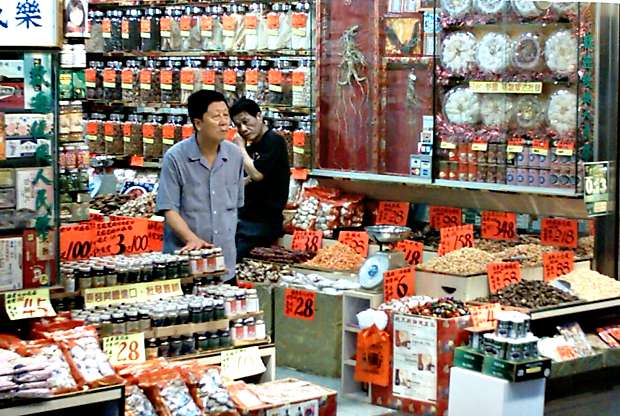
xmin=0 ymin=0 xmax=61 ymax=47
xmin=4 ymin=288 xmax=55 ymax=320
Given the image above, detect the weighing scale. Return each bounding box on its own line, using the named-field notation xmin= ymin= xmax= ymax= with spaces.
xmin=359 ymin=225 xmax=412 ymax=290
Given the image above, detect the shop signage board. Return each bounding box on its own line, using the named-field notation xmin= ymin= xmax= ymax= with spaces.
xmin=583 ymin=162 xmax=611 ymax=217
xmin=102 ymin=333 xmax=146 ymax=366
xmin=83 ymin=279 xmax=183 ymax=308
xmin=284 ymin=288 xmax=315 ymax=321
xmin=4 ymin=288 xmax=55 ymax=320
xmin=392 ymin=314 xmax=437 ymax=403
xmin=221 ymin=346 xmax=266 ymax=380
xmin=384 ymin=267 xmax=415 ymax=302
xmin=543 ymin=251 xmax=574 ymax=282
xmin=0 ymin=0 xmax=62 ymax=47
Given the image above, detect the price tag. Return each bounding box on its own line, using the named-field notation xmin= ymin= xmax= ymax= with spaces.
xmin=471 ymin=137 xmax=488 ymax=152
xmin=584 ymin=162 xmax=610 ymax=216
xmin=531 ymin=139 xmax=550 ymax=156
xmin=221 ymin=347 xmax=267 ymax=380
xmin=438 ymin=224 xmax=474 ymax=256
xmin=468 ymin=303 xmax=502 ymax=327
xmin=291 ymin=168 xmax=309 ymax=180
xmin=4 ymin=289 xmax=55 ymax=320
xmin=147 ymin=219 xmax=164 ymax=252
xmin=481 ymin=211 xmax=517 ymax=241
xmin=291 ymin=230 xmax=322 ymax=253
xmin=506 ymin=138 xmax=524 ymax=153
xmin=440 ymin=140 xmax=457 ymax=150
xmin=394 ymin=240 xmax=424 ymax=266
xmin=487 ymin=262 xmax=521 ymax=294
xmin=284 ymin=288 xmax=316 ymax=321
xmin=60 ymin=223 xmax=94 ymax=260
xmin=541 ymin=218 xmax=578 ymax=248
xmin=92 ymin=218 xmax=152 ymax=257
xmin=376 ymin=201 xmax=409 ymax=226
xmin=543 ymin=251 xmax=574 ymax=282
xmin=383 ymin=267 xmax=415 ymax=302
xmin=554 ymin=140 xmax=575 ymax=156
xmin=338 ymin=231 xmax=369 ymax=257
xmin=102 ymin=333 xmax=145 ymax=366
xmin=83 ymin=279 xmax=183 ymax=309
xmin=429 ymin=206 xmax=462 ymax=229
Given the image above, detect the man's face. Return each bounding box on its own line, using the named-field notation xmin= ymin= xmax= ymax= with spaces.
xmin=232 ymin=111 xmax=263 ymax=143
xmin=194 ymin=101 xmax=230 ymax=142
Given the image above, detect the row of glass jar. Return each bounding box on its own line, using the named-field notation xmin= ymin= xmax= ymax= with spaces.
xmin=146 ymin=330 xmax=234 ymax=359
xmin=58 ymin=144 xmax=90 ymax=170
xmin=58 ymin=169 xmax=90 ymax=195
xmin=87 ymin=2 xmax=312 ymax=54
xmin=86 ymin=58 xmax=313 ymax=108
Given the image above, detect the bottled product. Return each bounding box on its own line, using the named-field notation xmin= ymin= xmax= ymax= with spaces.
xmin=181 ymin=7 xmax=202 ymax=51
xmin=244 ymin=4 xmax=262 ymax=51
xmin=291 ymin=2 xmax=311 ymax=50
xmin=292 ymin=61 xmax=311 ymax=108
xmin=160 ymin=60 xmax=181 ymax=103
xmin=103 ymin=61 xmax=121 ymax=101
xmin=139 ymin=60 xmax=160 ymax=104
xmin=121 ymin=61 xmax=140 ymax=105
xmin=143 ymin=115 xmax=163 ymax=159
xmin=121 ymin=9 xmax=141 ymax=51
xmin=140 ymin=8 xmax=161 ymax=51
xmin=104 ymin=114 xmax=124 ymax=155
xmin=123 ymin=114 xmax=144 ymax=156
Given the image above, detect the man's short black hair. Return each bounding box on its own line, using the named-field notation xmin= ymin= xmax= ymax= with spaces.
xmin=230 ymin=98 xmax=261 ymax=119
xmin=187 ymin=90 xmax=228 ymax=128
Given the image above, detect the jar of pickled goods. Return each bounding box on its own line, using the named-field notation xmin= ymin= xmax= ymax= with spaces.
xmin=121 ymin=60 xmax=140 ymax=105
xmin=103 ymin=61 xmax=121 ymax=102
xmin=104 ymin=114 xmax=124 ymax=155
xmin=85 ymin=61 xmax=101 ymax=100
xmin=123 ymin=114 xmax=144 ymax=156
xmin=85 ymin=114 xmax=105 ymax=154
xmin=292 ymin=60 xmax=311 ymax=108
xmin=121 ymin=9 xmax=141 ymax=51
xmin=180 ymin=6 xmax=201 ymax=51
xmin=268 ymin=60 xmax=292 ymax=105
xmin=161 ymin=116 xmax=176 ymax=155
xmin=291 ymin=2 xmax=311 ymax=50
xmin=140 ymin=8 xmax=161 ymax=52
xmin=143 ymin=115 xmax=163 ymax=159
xmin=160 ymin=60 xmax=181 ymax=104
xmin=139 ymin=60 xmax=160 ymax=104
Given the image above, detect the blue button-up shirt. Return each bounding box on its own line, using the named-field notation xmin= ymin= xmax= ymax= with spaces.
xmin=156 ymin=136 xmax=244 ymax=280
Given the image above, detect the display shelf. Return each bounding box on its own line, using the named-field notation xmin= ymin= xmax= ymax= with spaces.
xmin=311 ymin=169 xmax=433 ymax=185
xmin=90 ymin=0 xmax=300 ymax=6
xmin=434 ymin=180 xmax=581 ymax=197
xmin=144 ymin=319 xmax=229 ymax=338
xmin=528 ymin=297 xmax=620 ymax=320
xmin=87 ymin=50 xmax=314 ymax=59
xmin=0 ymin=385 xmax=124 ymax=416
xmin=0 ymin=158 xmax=51 ymax=169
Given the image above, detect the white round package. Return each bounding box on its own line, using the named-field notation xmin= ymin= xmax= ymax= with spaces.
xmin=512 ymin=0 xmax=549 ymax=17
xmin=476 ymin=32 xmax=512 ymax=73
xmin=514 ymin=96 xmax=545 ymax=129
xmin=480 ymin=94 xmax=514 ymax=126
xmin=443 ymin=87 xmax=481 ymax=125
xmin=441 ymin=32 xmax=478 ymax=74
xmin=475 ymin=0 xmax=508 ymax=15
xmin=545 ymin=30 xmax=578 ymax=76
xmin=441 ymin=0 xmax=473 ymax=17
xmin=547 ymin=89 xmax=577 ymax=134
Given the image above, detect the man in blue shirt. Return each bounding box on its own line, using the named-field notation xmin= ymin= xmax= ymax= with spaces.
xmin=156 ymin=90 xmax=244 ymax=281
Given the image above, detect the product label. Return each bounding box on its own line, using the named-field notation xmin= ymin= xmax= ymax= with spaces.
xmin=102 ymin=18 xmax=111 ymax=38
xmin=142 ymin=124 xmax=155 ymax=139
xmin=180 ymin=15 xmax=192 ymax=36
xmin=123 ymin=123 xmax=131 ymax=141
xmin=223 ymin=69 xmax=237 ymax=92
xmin=376 ymin=201 xmax=409 ymax=226
xmin=429 ymin=206 xmax=462 ymax=229
xmin=85 ymin=121 xmax=98 ymax=140
xmin=245 ymin=69 xmax=259 ymax=91
xmin=182 ymin=125 xmax=194 ymax=139
xmin=103 ymin=333 xmax=146 ymax=366
xmin=338 ymin=231 xmax=369 ymax=257
xmin=104 ymin=121 xmax=115 ymax=142
xmin=292 ymin=70 xmax=305 ymax=93
xmin=83 ymin=279 xmax=183 ymax=308
xmin=201 ymin=16 xmax=213 ymax=37
xmin=139 ymin=69 xmax=152 ymax=90
xmin=291 ymin=12 xmax=308 ymax=37
xmin=291 ymin=230 xmax=322 ymax=253
xmin=487 ymin=262 xmax=521 ymax=294
xmin=268 ymin=69 xmax=283 ymax=92
xmin=267 ymin=13 xmax=280 ymax=36
xmin=222 ymin=15 xmax=236 ymax=37
xmin=541 ymin=218 xmax=578 ymax=248
xmin=554 ymin=140 xmax=575 ymax=156
xmin=202 ymin=69 xmax=216 ymax=90
xmin=103 ymin=68 xmax=116 ymax=89
xmin=284 ymin=289 xmax=316 ymax=321
xmin=85 ymin=68 xmax=97 ymax=88
xmin=384 ymin=267 xmax=415 ymax=302
xmin=244 ymin=14 xmax=258 ymax=33
xmin=181 ymin=69 xmax=194 ymax=91
xmin=394 ymin=240 xmax=424 ymax=266
xmin=506 ymin=137 xmax=524 ymax=153
xmin=4 ymin=288 xmax=55 ymax=320
xmin=162 ymin=125 xmax=175 ymax=140
xmin=159 ymin=16 xmax=171 ymax=37
xmin=140 ymin=19 xmax=151 ymax=38
xmin=469 ymin=81 xmax=543 ymax=94
xmin=160 ymin=69 xmax=173 ymax=91
xmin=471 ymin=137 xmax=488 ymax=152
xmin=481 ymin=211 xmax=517 ymax=241
xmin=121 ymin=69 xmax=134 ymax=90
xmin=531 ymin=139 xmax=549 ymax=156
xmin=438 ymin=224 xmax=474 ymax=256
xmin=440 ymin=140 xmax=457 ymax=150
xmin=121 ymin=19 xmax=129 ymax=39
xmin=292 ymin=130 xmax=305 ymax=148
xmin=543 ymin=251 xmax=574 ymax=282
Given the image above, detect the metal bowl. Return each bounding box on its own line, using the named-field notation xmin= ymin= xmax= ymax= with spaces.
xmin=365 ymin=225 xmax=412 ymax=244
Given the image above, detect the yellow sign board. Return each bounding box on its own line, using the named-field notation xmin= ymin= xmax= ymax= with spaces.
xmin=4 ymin=288 xmax=55 ymax=320
xmin=469 ymin=81 xmax=543 ymax=94
xmin=102 ymin=333 xmax=146 ymax=366
xmin=83 ymin=279 xmax=183 ymax=309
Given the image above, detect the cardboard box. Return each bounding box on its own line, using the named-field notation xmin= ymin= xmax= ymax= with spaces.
xmin=22 ymin=229 xmax=56 ymax=288
xmin=482 ymin=356 xmax=552 ymax=382
xmin=453 ymin=346 xmax=485 ymax=372
xmin=416 ymin=269 xmax=487 ymax=301
xmin=15 ymin=167 xmax=54 ymax=212
xmin=0 ymin=236 xmax=23 ymax=291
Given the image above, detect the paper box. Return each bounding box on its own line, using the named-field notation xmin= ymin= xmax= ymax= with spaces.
xmin=482 ymin=356 xmax=552 ymax=382
xmin=453 ymin=346 xmax=485 ymax=372
xmin=372 ymin=312 xmax=471 ymax=415
xmin=0 ymin=236 xmax=23 ymax=291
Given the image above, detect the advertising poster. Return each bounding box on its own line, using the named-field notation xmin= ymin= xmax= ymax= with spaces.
xmin=393 ymin=313 xmax=437 ymax=402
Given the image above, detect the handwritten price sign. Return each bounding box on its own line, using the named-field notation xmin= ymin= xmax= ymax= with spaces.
xmin=438 ymin=224 xmax=474 ymax=256
xmin=60 ymin=223 xmax=94 ymax=261
xmin=429 ymin=206 xmax=462 ymax=230
xmin=338 ymin=231 xmax=369 ymax=257
xmin=481 ymin=211 xmax=517 ymax=241
xmin=376 ymin=201 xmax=409 ymax=226
xmin=284 ymin=288 xmax=316 ymax=320
xmin=102 ymin=333 xmax=145 ymax=366
xmin=487 ymin=262 xmax=521 ymax=294
xmin=291 ymin=230 xmax=322 ymax=253
xmin=469 ymin=303 xmax=502 ymax=327
xmin=543 ymin=251 xmax=574 ymax=282
xmin=221 ymin=347 xmax=266 ymax=380
xmin=541 ymin=218 xmax=578 ymax=248
xmin=395 ymin=240 xmax=424 ymax=266
xmin=384 ymin=267 xmax=415 ymax=302
xmin=4 ymin=288 xmax=55 ymax=320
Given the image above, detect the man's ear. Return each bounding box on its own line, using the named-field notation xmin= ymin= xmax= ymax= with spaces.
xmin=193 ymin=118 xmax=201 ymax=131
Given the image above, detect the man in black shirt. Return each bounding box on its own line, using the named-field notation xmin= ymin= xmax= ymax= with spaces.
xmin=230 ymin=98 xmax=291 ymax=261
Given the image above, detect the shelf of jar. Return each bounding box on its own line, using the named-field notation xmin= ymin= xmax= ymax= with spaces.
xmin=83 ymin=99 xmax=313 ymax=114
xmin=168 ymin=338 xmax=273 ymax=361
xmin=143 ymin=319 xmax=229 ymax=339
xmin=228 ymin=310 xmax=264 ymax=321
xmin=90 ymin=0 xmax=304 ymax=7
xmin=87 ymin=50 xmax=314 ymax=59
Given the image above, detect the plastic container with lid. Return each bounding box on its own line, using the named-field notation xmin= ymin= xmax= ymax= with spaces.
xmin=78 ymin=265 xmax=93 ymax=290
xmin=160 ymin=60 xmax=181 ymax=103
xmin=139 ymin=309 xmax=151 ymax=332
xmin=244 ymin=317 xmax=256 ymax=340
xmin=104 ymin=264 xmax=118 ymax=286
xmin=176 ymin=304 xmax=190 ymax=325
xmin=160 ymin=7 xmax=179 ymax=52
xmin=246 ymin=289 xmax=259 ymax=313
xmin=126 ymin=309 xmax=140 ymax=333
xmin=121 ymin=60 xmax=140 ymax=105
xmin=181 ymin=335 xmax=195 ymax=355
xmin=140 ymin=8 xmax=161 ymax=52
xmin=103 ymin=10 xmax=122 ymax=52
xmin=123 ymin=114 xmax=144 ymax=157
xmin=161 ymin=116 xmax=177 ymax=156
xmin=255 ymin=318 xmax=266 ymax=340
xmin=235 ymin=290 xmax=247 ymax=315
xmin=197 ymin=334 xmax=209 ymax=351
xmin=141 ymin=259 xmax=154 ymax=282
xmin=111 ymin=312 xmax=126 ymax=335
xmin=164 ymin=304 xmax=178 ymax=326
xmin=158 ymin=337 xmax=170 ymax=357
xmin=128 ymin=264 xmax=141 ymax=283
xmin=139 ymin=60 xmax=160 ymax=104
xmin=219 ymin=329 xmax=232 ymax=347
xmin=214 ymin=299 xmax=226 ymax=320
xmin=201 ymin=299 xmax=215 ymax=322
xmin=121 ymin=9 xmax=141 ymax=52
xmin=92 ymin=264 xmax=106 ymax=288
xmin=103 ymin=61 xmax=121 ymax=102
xmin=143 ymin=115 xmax=163 ymax=159
xmin=104 ymin=114 xmax=124 ymax=155
xmin=169 ymin=337 xmax=182 ymax=357
xmin=153 ymin=259 xmax=167 ymax=280
xmin=180 ymin=6 xmax=201 ymax=51
xmin=189 ymin=301 xmax=202 ymax=323
xmin=146 ymin=338 xmax=159 ymax=360
xmin=232 ymin=319 xmax=244 ymax=341
xmin=116 ymin=262 xmax=129 ymax=284
xmin=166 ymin=256 xmax=178 ymax=279
xmin=224 ymin=292 xmax=237 ymax=317
xmin=214 ymin=248 xmax=226 ymax=272
xmin=85 ymin=61 xmax=102 ymax=100
xmin=152 ymin=307 xmax=166 ymax=327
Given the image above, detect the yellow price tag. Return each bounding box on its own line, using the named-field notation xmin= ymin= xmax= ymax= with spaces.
xmin=469 ymin=81 xmax=543 ymax=94
xmin=102 ymin=333 xmax=146 ymax=366
xmin=83 ymin=279 xmax=183 ymax=309
xmin=221 ymin=347 xmax=266 ymax=380
xmin=4 ymin=288 xmax=55 ymax=320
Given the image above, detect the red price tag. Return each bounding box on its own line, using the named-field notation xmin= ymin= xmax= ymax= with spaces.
xmin=469 ymin=303 xmax=502 ymax=327
xmin=291 ymin=168 xmax=309 ymax=180
xmin=60 ymin=223 xmax=94 ymax=261
xmin=487 ymin=262 xmax=521 ymax=294
xmin=481 ymin=211 xmax=517 ymax=241
xmin=543 ymin=251 xmax=574 ymax=282
xmin=376 ymin=201 xmax=409 ymax=226
xmin=394 ymin=240 xmax=424 ymax=266
xmin=130 ymin=155 xmax=144 ymax=167
xmin=383 ymin=267 xmax=415 ymax=302
xmin=291 ymin=230 xmax=322 ymax=253
xmin=338 ymin=231 xmax=369 ymax=257
xmin=147 ymin=220 xmax=164 ymax=252
xmin=438 ymin=224 xmax=474 ymax=256
xmin=429 ymin=206 xmax=462 ymax=229
xmin=284 ymin=289 xmax=316 ymax=321
xmin=541 ymin=218 xmax=578 ymax=248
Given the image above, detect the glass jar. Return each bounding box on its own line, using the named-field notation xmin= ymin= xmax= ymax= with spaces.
xmin=92 ymin=264 xmax=106 ymax=288
xmin=160 ymin=7 xmax=177 ymax=52
xmin=153 ymin=259 xmax=167 ymax=280
xmin=255 ymin=319 xmax=266 ymax=340
xmin=121 ymin=61 xmax=140 ymax=105
xmin=214 ymin=248 xmax=226 ymax=272
xmin=139 ymin=60 xmax=159 ymax=104
xmin=111 ymin=312 xmax=126 ymax=335
xmin=197 ymin=334 xmax=209 ymax=351
xmin=123 ymin=114 xmax=144 ymax=157
xmin=189 ymin=250 xmax=202 ymax=275
xmin=208 ymin=332 xmax=220 ymax=350
xmin=166 ymin=257 xmax=178 ymax=279
xmin=224 ymin=292 xmax=236 ymax=317
xmin=292 ymin=61 xmax=311 ymax=108
xmin=181 ymin=335 xmax=195 ymax=355
xmin=165 ymin=304 xmax=178 ymax=326
xmin=219 ymin=330 xmax=232 ymax=347
xmin=141 ymin=8 xmax=161 ymax=52
xmin=117 ymin=263 xmax=129 ymax=284
xmin=104 ymin=264 xmax=118 ymax=286
xmin=103 ymin=61 xmax=121 ymax=102
xmin=232 ymin=319 xmax=244 ymax=342
xmin=201 ymin=299 xmax=214 ymax=322
xmin=85 ymin=61 xmax=100 ymax=100
xmin=235 ymin=290 xmax=247 ymax=315
xmin=104 ymin=114 xmax=124 ymax=155
xmin=152 ymin=306 xmax=166 ymax=327
xmin=141 ymin=260 xmax=154 ymax=282
xmin=177 ymin=304 xmax=190 ymax=325
xmin=246 ymin=289 xmax=259 ymax=313
xmin=244 ymin=317 xmax=256 ymax=340
xmin=161 ymin=116 xmax=177 ymax=156
xmin=189 ymin=301 xmax=202 ymax=323
xmin=158 ymin=337 xmax=170 ymax=357
xmin=99 ymin=314 xmax=113 ymax=338
xmin=215 ymin=299 xmax=226 ymax=320
xmin=139 ymin=309 xmax=151 ymax=332
xmin=126 ymin=309 xmax=140 ymax=333
xmin=143 ymin=115 xmax=163 ymax=159
xmin=202 ymin=249 xmax=213 ymax=274
xmin=169 ymin=337 xmax=182 ymax=357
xmin=146 ymin=338 xmax=159 ymax=360
xmin=268 ymin=60 xmax=292 ymax=105
xmin=122 ymin=9 xmax=141 ymax=52
xmin=78 ymin=265 xmax=93 ymax=290
xmin=127 ymin=264 xmax=139 ymax=284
